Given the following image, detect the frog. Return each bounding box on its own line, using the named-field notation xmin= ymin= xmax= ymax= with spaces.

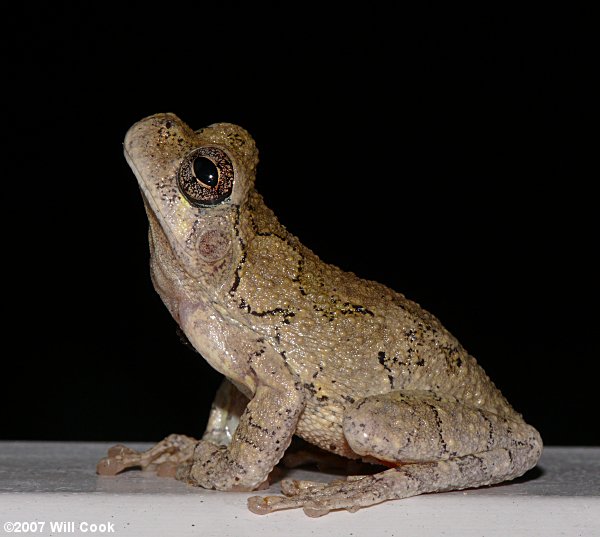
xmin=97 ymin=113 xmax=542 ymax=517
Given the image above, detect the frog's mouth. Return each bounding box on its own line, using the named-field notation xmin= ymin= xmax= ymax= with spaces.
xmin=124 ymin=143 xmax=212 ymax=280
xmin=123 ymin=145 xmax=141 ymax=188
xmin=123 ymin=145 xmax=176 ymax=252
xmin=123 ymin=146 xmax=145 ymax=193
xmin=123 ymin=146 xmax=165 ymax=224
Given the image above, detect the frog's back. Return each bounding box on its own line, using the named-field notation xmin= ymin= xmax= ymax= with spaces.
xmin=225 ymin=192 xmax=516 ymax=421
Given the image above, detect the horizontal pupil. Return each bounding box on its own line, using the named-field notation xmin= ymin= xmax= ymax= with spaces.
xmin=193 ymin=156 xmax=219 ymax=187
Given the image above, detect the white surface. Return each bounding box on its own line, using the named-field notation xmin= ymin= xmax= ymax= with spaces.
xmin=0 ymin=442 xmax=598 ymax=536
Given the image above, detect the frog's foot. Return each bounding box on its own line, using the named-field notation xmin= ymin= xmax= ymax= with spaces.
xmin=96 ymin=434 xmax=198 ymax=477
xmin=279 ymin=475 xmax=366 ymax=495
xmin=248 ymin=473 xmax=389 ymax=517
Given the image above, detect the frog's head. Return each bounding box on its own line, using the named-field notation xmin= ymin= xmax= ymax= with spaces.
xmin=124 ymin=113 xmax=258 ymax=290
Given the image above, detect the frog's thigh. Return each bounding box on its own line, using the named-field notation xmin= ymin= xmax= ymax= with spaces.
xmin=342 ymin=390 xmax=537 ymax=463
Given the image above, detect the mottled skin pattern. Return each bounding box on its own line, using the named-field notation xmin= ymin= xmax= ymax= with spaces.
xmin=97 ymin=113 xmax=542 ymax=516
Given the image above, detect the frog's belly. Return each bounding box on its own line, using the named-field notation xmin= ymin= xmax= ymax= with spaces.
xmin=295 ymin=400 xmax=359 ymax=459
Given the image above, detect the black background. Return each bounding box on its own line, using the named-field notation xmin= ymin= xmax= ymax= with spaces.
xmin=4 ymin=5 xmax=596 ymax=445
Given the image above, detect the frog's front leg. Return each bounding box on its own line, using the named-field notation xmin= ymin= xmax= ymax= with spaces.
xmin=178 ymin=350 xmax=305 ymax=491
xmin=96 ymin=379 xmax=247 ymax=477
xmin=249 ymin=390 xmax=542 ymax=516
xmin=201 ymin=377 xmax=249 ymax=446
xmin=96 ymin=433 xmax=198 ymax=477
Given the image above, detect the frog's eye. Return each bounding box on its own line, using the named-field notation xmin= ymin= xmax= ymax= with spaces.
xmin=178 ymin=147 xmax=234 ymax=206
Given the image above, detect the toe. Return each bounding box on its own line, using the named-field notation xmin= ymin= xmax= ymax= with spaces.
xmin=96 ymin=456 xmax=129 ymax=476
xmin=303 ymin=502 xmax=331 ymax=517
xmin=248 ymin=495 xmax=286 ymax=515
xmin=107 ymin=444 xmax=138 ymax=458
xmin=280 ymin=478 xmax=325 ymax=496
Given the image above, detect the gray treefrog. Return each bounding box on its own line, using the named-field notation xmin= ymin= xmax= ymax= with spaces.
xmin=97 ymin=113 xmax=542 ymax=516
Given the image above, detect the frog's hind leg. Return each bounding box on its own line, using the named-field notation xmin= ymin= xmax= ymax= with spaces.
xmin=96 ymin=433 xmax=198 ymax=477
xmin=248 ymin=390 xmax=542 ymax=516
xmin=249 ymin=447 xmax=533 ymax=516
